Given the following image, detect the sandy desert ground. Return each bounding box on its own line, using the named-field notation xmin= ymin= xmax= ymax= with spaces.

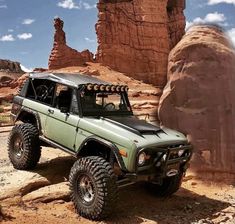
xmin=0 ymin=127 xmax=234 ymax=224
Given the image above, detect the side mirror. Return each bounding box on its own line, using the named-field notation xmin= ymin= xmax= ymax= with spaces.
xmin=60 ymin=107 xmax=69 ymax=114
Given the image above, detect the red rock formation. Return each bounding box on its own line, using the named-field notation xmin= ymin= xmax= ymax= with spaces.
xmin=158 ymin=25 xmax=235 ymax=178
xmin=96 ymin=0 xmax=186 ymax=87
xmin=81 ymin=49 xmax=94 ymax=62
xmin=48 ymin=18 xmax=93 ymax=70
xmin=0 ymin=59 xmax=23 ymax=73
xmin=33 ymin=68 xmax=48 ymax=73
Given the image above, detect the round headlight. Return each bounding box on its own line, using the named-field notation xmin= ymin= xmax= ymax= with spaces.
xmin=138 ymin=152 xmax=146 ymax=166
xmin=125 ymin=86 xmax=129 ymax=92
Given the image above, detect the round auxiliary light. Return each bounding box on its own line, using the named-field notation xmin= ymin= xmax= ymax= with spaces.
xmin=105 ymin=85 xmax=111 ymax=91
xmin=100 ymin=85 xmax=105 ymax=91
xmin=138 ymin=152 xmax=146 ymax=166
xmin=94 ymin=84 xmax=99 ymax=91
xmin=162 ymin=154 xmax=167 ymax=161
xmin=125 ymin=86 xmax=129 ymax=92
xmin=87 ymin=84 xmax=93 ymax=91
xmin=120 ymin=86 xmax=125 ymax=92
xmin=116 ymin=86 xmax=121 ymax=92
xmin=178 ymin=149 xmax=185 ymax=157
xmin=111 ymin=85 xmax=116 ymax=92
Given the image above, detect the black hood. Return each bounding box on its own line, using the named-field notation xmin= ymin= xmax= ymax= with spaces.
xmin=104 ymin=116 xmax=161 ymax=134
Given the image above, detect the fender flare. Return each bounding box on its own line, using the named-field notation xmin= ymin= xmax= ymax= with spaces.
xmin=15 ymin=107 xmax=42 ymax=134
xmin=77 ymin=136 xmax=128 ymax=172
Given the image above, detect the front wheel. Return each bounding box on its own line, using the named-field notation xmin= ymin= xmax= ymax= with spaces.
xmin=147 ymin=172 xmax=184 ymax=197
xmin=69 ymin=156 xmax=118 ymax=220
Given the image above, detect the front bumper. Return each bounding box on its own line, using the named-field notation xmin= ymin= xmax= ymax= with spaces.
xmin=126 ymin=144 xmax=193 ymax=182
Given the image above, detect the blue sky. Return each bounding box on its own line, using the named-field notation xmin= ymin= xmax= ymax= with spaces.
xmin=0 ymin=0 xmax=234 ymax=71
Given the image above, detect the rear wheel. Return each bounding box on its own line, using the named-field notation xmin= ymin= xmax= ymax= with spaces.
xmin=8 ymin=123 xmax=41 ymax=170
xmin=147 ymin=172 xmax=184 ymax=197
xmin=69 ymin=156 xmax=118 ymax=220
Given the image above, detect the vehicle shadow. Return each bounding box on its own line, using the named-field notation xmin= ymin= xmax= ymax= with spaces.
xmin=35 ymin=156 xmax=230 ymax=224
xmin=108 ymin=183 xmax=230 ymax=224
xmin=36 ymin=155 xmax=76 ymax=184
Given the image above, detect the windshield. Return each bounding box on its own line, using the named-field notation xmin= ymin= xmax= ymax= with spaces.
xmin=80 ymin=91 xmax=133 ymax=116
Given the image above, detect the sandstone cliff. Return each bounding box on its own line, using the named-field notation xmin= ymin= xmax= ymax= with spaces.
xmin=96 ymin=0 xmax=186 ymax=87
xmin=158 ymin=25 xmax=235 ymax=178
xmin=48 ymin=18 xmax=94 ymax=70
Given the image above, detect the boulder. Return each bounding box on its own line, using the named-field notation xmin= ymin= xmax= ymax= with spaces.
xmin=22 ymin=182 xmax=70 ymax=203
xmin=158 ymin=25 xmax=235 ymax=177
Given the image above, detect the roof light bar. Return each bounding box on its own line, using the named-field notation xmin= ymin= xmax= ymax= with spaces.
xmin=85 ymin=84 xmax=129 ymax=92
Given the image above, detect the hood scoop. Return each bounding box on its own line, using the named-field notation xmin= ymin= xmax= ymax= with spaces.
xmin=104 ymin=116 xmax=162 ymax=135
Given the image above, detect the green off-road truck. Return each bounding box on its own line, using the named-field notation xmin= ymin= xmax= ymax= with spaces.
xmin=8 ymin=73 xmax=192 ymax=220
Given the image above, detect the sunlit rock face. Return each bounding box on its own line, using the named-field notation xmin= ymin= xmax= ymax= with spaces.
xmin=96 ymin=0 xmax=186 ymax=87
xmin=158 ymin=25 xmax=235 ymax=178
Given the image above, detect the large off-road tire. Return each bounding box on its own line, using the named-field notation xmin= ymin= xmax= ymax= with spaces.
xmin=69 ymin=156 xmax=118 ymax=220
xmin=8 ymin=123 xmax=41 ymax=170
xmin=147 ymin=172 xmax=184 ymax=197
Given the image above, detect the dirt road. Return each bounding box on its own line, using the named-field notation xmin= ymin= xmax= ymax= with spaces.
xmin=0 ymin=129 xmax=235 ymax=224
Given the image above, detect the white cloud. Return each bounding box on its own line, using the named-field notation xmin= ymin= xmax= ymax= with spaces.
xmin=22 ymin=18 xmax=35 ymax=25
xmin=85 ymin=37 xmax=95 ymax=42
xmin=0 ymin=4 xmax=7 ymax=8
xmin=0 ymin=34 xmax=15 ymax=41
xmin=186 ymin=12 xmax=228 ymax=30
xmin=20 ymin=64 xmax=33 ymax=72
xmin=227 ymin=28 xmax=235 ymax=46
xmin=82 ymin=2 xmax=96 ymax=9
xmin=194 ymin=12 xmax=226 ymax=24
xmin=186 ymin=21 xmax=193 ymax=30
xmin=17 ymin=33 xmax=32 ymax=40
xmin=208 ymin=0 xmax=235 ymax=5
xmin=57 ymin=0 xmax=81 ymax=9
xmin=8 ymin=29 xmax=14 ymax=32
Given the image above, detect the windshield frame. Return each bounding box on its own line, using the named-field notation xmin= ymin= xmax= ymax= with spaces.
xmin=77 ymin=88 xmax=133 ymax=117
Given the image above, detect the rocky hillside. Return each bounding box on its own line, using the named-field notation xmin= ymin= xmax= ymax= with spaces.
xmin=0 ymin=59 xmax=24 ymax=103
xmin=0 ymin=59 xmax=23 ymax=74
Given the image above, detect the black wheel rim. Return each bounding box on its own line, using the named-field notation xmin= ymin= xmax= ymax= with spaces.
xmin=77 ymin=174 xmax=95 ymax=205
xmin=13 ymin=136 xmax=24 ymax=159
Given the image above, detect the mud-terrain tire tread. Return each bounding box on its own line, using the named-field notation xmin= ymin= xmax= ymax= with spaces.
xmin=147 ymin=172 xmax=183 ymax=197
xmin=8 ymin=123 xmax=41 ymax=170
xmin=69 ymin=156 xmax=118 ymax=220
